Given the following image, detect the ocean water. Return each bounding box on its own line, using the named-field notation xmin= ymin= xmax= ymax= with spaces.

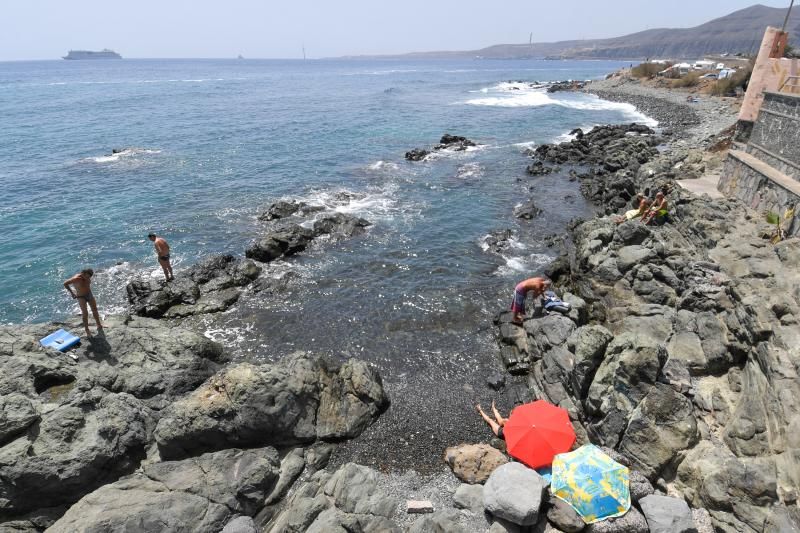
xmin=0 ymin=58 xmax=647 ymax=327
xmin=2 ymin=57 xmax=657 ymax=469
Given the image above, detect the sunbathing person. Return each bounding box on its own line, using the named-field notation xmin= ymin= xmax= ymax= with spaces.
xmin=476 ymin=401 xmax=508 ymax=440
xmin=615 ymin=193 xmax=650 ymax=223
xmin=642 ymin=192 xmax=668 ymax=225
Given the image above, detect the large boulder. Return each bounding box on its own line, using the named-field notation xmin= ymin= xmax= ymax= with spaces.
xmin=246 ymin=224 xmax=314 ymax=263
xmin=312 ymin=213 xmax=371 ymax=239
xmin=48 ymin=447 xmax=281 ymax=533
xmin=444 ymin=443 xmax=508 ymax=484
xmin=0 ymin=389 xmax=151 ymax=516
xmin=638 ymin=494 xmax=695 ymax=533
xmin=585 ymin=506 xmax=648 ymax=533
xmin=618 ymin=383 xmax=699 ymax=480
xmin=567 ymin=325 xmax=613 ymax=397
xmin=0 ymin=315 xmax=226 ymax=518
xmin=126 ymin=254 xmax=261 ymax=318
xmin=263 ymin=463 xmax=400 ymax=533
xmin=483 ymin=463 xmax=547 ymax=526
xmin=154 ymin=354 xmax=388 ymax=459
xmin=585 ymin=333 xmax=667 ymax=447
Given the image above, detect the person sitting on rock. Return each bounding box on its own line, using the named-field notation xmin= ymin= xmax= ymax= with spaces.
xmin=615 ymin=193 xmax=650 ymax=224
xmin=510 ymin=277 xmax=551 ymax=325
xmin=641 ymin=192 xmax=668 ymax=225
xmin=476 ymin=401 xmax=508 ymax=440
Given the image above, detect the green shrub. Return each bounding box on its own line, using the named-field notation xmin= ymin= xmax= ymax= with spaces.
xmin=631 ymin=62 xmax=666 ymax=79
xmin=672 ymin=72 xmax=701 ymax=88
xmin=711 ymin=63 xmax=753 ymax=96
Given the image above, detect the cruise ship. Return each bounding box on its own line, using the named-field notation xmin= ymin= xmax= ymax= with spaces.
xmin=62 ymin=49 xmax=122 ymax=60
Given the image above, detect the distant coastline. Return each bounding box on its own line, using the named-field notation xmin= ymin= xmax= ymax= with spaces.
xmin=63 ymin=49 xmax=122 ymax=60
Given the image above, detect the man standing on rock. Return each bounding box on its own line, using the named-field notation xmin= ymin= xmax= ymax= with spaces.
xmin=63 ymin=268 xmax=104 ymax=337
xmin=510 ymin=277 xmax=551 ymax=325
xmin=148 ymin=233 xmax=174 ymax=281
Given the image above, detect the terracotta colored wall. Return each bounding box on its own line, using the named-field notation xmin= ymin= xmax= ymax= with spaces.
xmin=739 ymin=27 xmax=799 ymax=123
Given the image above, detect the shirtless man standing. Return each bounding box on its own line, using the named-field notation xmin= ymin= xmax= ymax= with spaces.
xmin=510 ymin=277 xmax=552 ymax=325
xmin=148 ymin=233 xmax=173 ymax=281
xmin=63 ymin=268 xmax=104 ymax=337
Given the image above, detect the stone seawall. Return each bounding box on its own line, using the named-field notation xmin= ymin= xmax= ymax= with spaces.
xmin=746 ymin=91 xmax=800 ymax=181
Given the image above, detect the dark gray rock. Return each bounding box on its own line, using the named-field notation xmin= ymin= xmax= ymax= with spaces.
xmin=567 ymin=325 xmax=613 ymax=397
xmin=638 ymin=494 xmax=695 ymax=533
xmin=259 ymin=200 xmax=302 ymax=221
xmin=547 ymin=493 xmax=585 ymax=532
xmin=407 ymin=510 xmax=463 ymax=532
xmin=515 ymin=199 xmax=542 ymax=219
xmin=126 ymin=254 xmax=261 ymax=318
xmin=154 ymin=354 xmax=388 ymax=459
xmin=312 ymin=212 xmax=371 ymax=239
xmin=405 ymin=148 xmax=430 ymax=161
xmin=616 ymin=245 xmax=657 ymax=273
xmin=487 ymin=372 xmax=507 ymax=390
xmin=613 ymin=221 xmax=651 ymax=246
xmin=585 ymin=506 xmax=648 ymax=533
xmin=48 ymin=447 xmax=281 ymax=533
xmin=628 ymin=469 xmax=655 ymax=502
xmin=0 ymin=393 xmax=39 ymax=443
xmin=246 ymin=224 xmax=314 ymax=263
xmin=484 ymin=462 xmax=547 ymax=526
xmin=453 ymin=483 xmax=484 ymax=513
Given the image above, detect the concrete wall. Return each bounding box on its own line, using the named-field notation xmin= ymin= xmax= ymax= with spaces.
xmin=720 ymin=152 xmax=800 ymax=236
xmin=746 ymin=92 xmax=800 ymax=180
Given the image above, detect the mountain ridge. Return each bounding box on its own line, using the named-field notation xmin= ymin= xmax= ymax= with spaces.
xmin=344 ymin=4 xmax=800 ymax=60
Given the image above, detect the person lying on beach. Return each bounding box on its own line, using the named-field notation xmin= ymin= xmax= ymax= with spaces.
xmin=642 ymin=192 xmax=668 ymax=225
xmin=63 ymin=268 xmax=104 ymax=337
xmin=477 ymin=401 xmax=508 ymax=440
xmin=615 ymin=193 xmax=650 ymax=224
xmin=148 ymin=233 xmax=174 ymax=281
xmin=511 ymin=277 xmax=551 ymax=324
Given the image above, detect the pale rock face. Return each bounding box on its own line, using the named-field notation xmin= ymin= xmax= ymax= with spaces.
xmin=444 ymin=443 xmax=508 ymax=484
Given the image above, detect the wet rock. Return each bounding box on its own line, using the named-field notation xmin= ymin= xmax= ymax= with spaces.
xmin=444 ymin=443 xmax=508 ymax=484
xmin=527 ymin=161 xmax=556 ymax=176
xmin=436 ymin=133 xmax=476 ymax=151
xmin=638 ymin=494 xmax=695 ymax=533
xmin=484 ymin=229 xmax=514 ymax=254
xmin=48 ymin=447 xmax=281 ymax=533
xmin=154 ymin=354 xmax=388 ymax=459
xmin=514 ymin=199 xmax=542 ymax=219
xmin=246 ymin=224 xmax=314 ymax=263
xmin=126 ymin=254 xmax=261 ymax=318
xmin=311 ymin=212 xmax=371 ymax=239
xmin=484 ymin=462 xmax=547 ymax=526
xmin=405 ymin=148 xmax=430 ymax=161
xmin=258 ymin=200 xmax=302 ymax=221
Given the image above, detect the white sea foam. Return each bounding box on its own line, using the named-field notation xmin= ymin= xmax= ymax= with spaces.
xmin=494 ymin=252 xmax=552 ymax=277
xmin=463 ymin=87 xmax=659 ymax=126
xmin=456 ymin=162 xmax=483 ymax=179
xmin=85 ymin=148 xmax=162 ymax=164
xmin=368 ymin=160 xmax=400 ymax=172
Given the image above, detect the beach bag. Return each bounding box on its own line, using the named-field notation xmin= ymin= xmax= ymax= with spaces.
xmin=543 ymin=291 xmax=571 ymax=314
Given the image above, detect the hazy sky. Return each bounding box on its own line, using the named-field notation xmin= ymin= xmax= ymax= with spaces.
xmin=0 ymin=0 xmax=792 ymax=60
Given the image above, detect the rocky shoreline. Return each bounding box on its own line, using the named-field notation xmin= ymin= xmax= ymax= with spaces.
xmin=3 ymin=74 xmax=798 ymax=532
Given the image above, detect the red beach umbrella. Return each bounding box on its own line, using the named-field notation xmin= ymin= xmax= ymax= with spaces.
xmin=504 ymin=400 xmax=576 ymax=469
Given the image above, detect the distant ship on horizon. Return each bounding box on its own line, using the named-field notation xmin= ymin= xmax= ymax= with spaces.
xmin=62 ymin=49 xmax=122 ymax=60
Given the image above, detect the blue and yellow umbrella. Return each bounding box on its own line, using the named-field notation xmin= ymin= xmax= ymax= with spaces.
xmin=551 ymin=444 xmax=630 ymax=523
